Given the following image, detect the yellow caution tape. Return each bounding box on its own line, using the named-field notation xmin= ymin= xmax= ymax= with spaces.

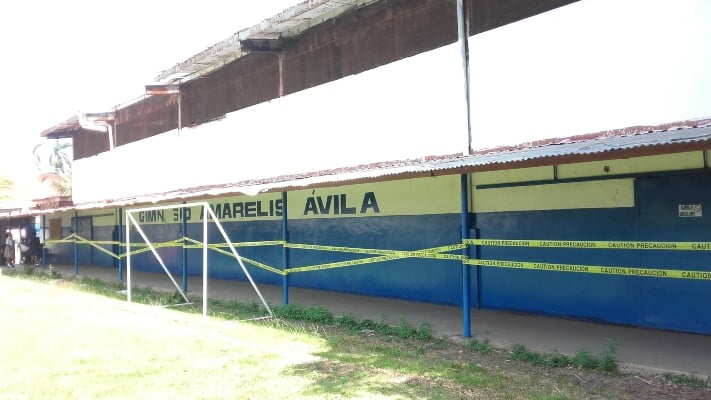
xmin=465 ymin=238 xmax=711 ymax=250
xmin=464 ymin=258 xmax=711 ymax=281
xmin=205 ymin=245 xmax=284 ymax=275
xmin=286 ymin=242 xmax=465 ymax=257
xmin=284 ymin=243 xmax=466 ymax=273
xmin=287 ymin=254 xmax=404 ymax=274
xmin=71 ymin=235 xmax=121 ymax=260
xmin=40 ymin=235 xmax=711 ymax=280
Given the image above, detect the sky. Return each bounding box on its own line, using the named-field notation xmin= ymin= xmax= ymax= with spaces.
xmin=0 ymin=0 xmax=296 ymax=199
xmin=0 ymin=0 xmax=710 ymax=200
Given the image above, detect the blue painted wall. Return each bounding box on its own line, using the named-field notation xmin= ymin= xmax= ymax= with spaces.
xmin=176 ymin=214 xmax=463 ymax=304
xmin=52 ymin=212 xmax=464 ymax=304
xmin=184 ymin=220 xmax=283 ymax=284
xmin=124 ymin=223 xmax=183 ymax=275
xmin=636 ymin=174 xmax=711 ymax=334
xmin=286 ymin=214 xmax=462 ymax=304
xmin=473 ymin=208 xmax=642 ymax=325
xmin=472 ymin=173 xmax=711 ymax=334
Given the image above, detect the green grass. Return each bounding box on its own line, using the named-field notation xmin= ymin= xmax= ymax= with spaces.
xmin=1 ymin=269 xmax=705 ymax=399
xmin=662 ymin=373 xmax=711 ymax=389
xmin=1 ymin=277 xmax=322 ymax=399
xmin=510 ymin=343 xmax=618 ymax=373
xmin=467 ymin=337 xmax=493 ymax=354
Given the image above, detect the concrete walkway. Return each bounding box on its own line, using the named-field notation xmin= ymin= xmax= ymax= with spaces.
xmin=20 ymin=263 xmax=711 ymax=377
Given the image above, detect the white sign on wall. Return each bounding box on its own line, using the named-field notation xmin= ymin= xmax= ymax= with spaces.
xmin=678 ymin=204 xmax=702 ymax=218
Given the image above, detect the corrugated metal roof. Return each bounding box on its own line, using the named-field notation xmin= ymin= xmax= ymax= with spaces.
xmin=431 ymin=121 xmax=711 ymax=171
xmin=39 ymin=115 xmax=80 ymax=138
xmin=154 ymin=0 xmax=378 ymax=83
xmin=29 ymin=117 xmax=711 ymax=215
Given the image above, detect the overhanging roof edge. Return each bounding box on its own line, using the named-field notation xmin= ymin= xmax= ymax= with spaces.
xmin=37 ymin=117 xmax=711 ymax=215
xmin=153 ymin=0 xmax=580 ymax=84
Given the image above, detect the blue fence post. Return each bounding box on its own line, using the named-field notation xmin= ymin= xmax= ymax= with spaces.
xmin=461 ymin=173 xmax=471 ymax=338
xmin=41 ymin=214 xmax=46 ymax=270
xmin=182 ymin=201 xmax=188 ymax=293
xmin=117 ymin=207 xmax=123 ymax=281
xmin=73 ymin=212 xmax=79 ymax=276
xmin=282 ymin=191 xmax=289 ymax=305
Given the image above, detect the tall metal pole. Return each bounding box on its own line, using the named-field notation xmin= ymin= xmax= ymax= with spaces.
xmin=460 ymin=174 xmax=471 ymax=338
xmin=457 ymin=0 xmax=473 ymax=338
xmin=457 ymin=0 xmax=472 ymax=155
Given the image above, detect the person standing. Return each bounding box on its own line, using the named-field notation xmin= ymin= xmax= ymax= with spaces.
xmin=5 ymin=231 xmax=15 ymax=268
xmin=28 ymin=231 xmax=41 ymax=266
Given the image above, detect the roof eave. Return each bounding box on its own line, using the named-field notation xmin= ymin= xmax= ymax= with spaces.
xmin=40 ymin=116 xmax=81 ymax=139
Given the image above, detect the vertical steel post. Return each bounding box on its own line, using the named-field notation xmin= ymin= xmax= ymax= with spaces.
xmin=41 ymin=214 xmax=46 ymax=270
xmin=73 ymin=212 xmax=79 ymax=275
xmin=460 ymin=174 xmax=471 ymax=337
xmin=182 ymin=201 xmax=188 ymax=292
xmin=202 ymin=204 xmax=208 ymax=317
xmin=457 ymin=0 xmax=472 ymax=338
xmin=475 ymin=226 xmax=482 ymax=309
xmin=281 ymin=191 xmax=289 ymax=304
xmin=117 ymin=207 xmax=123 ymax=281
xmin=457 ymin=0 xmax=472 ymax=155
xmin=126 ymin=209 xmax=132 ymax=303
xmin=278 ymin=53 xmax=284 ymax=97
xmin=177 ymin=90 xmax=182 ymax=135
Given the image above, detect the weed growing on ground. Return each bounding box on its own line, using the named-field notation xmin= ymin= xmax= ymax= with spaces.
xmin=510 ymin=343 xmax=618 ymax=373
xmin=21 ymin=265 xmax=37 ymax=276
xmin=273 ymin=304 xmax=334 ymax=324
xmin=49 ymin=266 xmax=61 ymax=279
xmin=598 ymin=341 xmax=619 ymax=373
xmin=271 ymin=305 xmax=433 ymax=340
xmin=209 ymin=298 xmax=262 ymax=317
xmin=334 ymin=314 xmax=360 ymax=330
xmin=467 ymin=338 xmax=492 ymax=354
xmin=662 ymin=373 xmax=711 ymax=389
xmin=571 ymin=350 xmax=598 ymax=369
xmin=3 ymin=267 xmax=58 ymax=280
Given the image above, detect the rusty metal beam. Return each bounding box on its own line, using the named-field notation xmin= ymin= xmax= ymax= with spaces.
xmin=240 ymin=38 xmax=288 ymax=52
xmin=145 ymin=84 xmax=180 ymax=95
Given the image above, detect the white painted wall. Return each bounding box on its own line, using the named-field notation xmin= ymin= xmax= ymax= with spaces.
xmin=73 ymin=43 xmax=468 ymax=203
xmin=72 ymin=0 xmax=711 ymax=203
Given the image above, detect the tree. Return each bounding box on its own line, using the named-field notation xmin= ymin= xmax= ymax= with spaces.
xmin=32 ymin=140 xmax=72 ymax=196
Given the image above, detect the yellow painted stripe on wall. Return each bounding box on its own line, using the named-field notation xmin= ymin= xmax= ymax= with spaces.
xmin=473 ymin=178 xmax=634 ymax=212
xmin=472 ymin=152 xmax=704 ymax=187
xmin=124 ymin=196 xmax=285 ymax=225
xmin=472 ymin=166 xmax=553 ymax=186
xmin=289 ymin=175 xmax=461 ymax=219
xmin=557 ymin=151 xmax=703 ymax=179
xmin=120 ymin=176 xmax=460 ymax=225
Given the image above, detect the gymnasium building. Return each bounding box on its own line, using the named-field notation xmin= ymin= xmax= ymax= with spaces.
xmin=20 ymin=0 xmax=711 ymax=336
